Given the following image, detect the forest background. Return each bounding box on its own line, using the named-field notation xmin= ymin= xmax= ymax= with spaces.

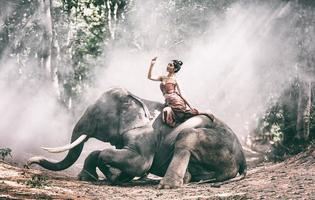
xmin=0 ymin=0 xmax=314 ymax=162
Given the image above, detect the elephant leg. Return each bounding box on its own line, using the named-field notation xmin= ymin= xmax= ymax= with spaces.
xmin=214 ymin=164 xmax=239 ymax=182
xmin=97 ymin=162 xmax=134 ymax=184
xmin=77 ymin=152 xmax=133 ymax=183
xmin=158 ymin=128 xmax=199 ymax=189
xmin=183 ymin=170 xmax=191 ymax=184
xmin=78 ymin=149 xmax=139 ymax=184
xmin=78 ymin=150 xmax=101 ymax=181
xmin=96 ymin=148 xmax=150 ymax=184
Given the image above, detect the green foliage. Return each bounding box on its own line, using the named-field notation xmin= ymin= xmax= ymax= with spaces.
xmin=0 ymin=0 xmax=237 ymax=109
xmin=25 ymin=174 xmax=50 ymax=188
xmin=0 ymin=148 xmax=12 ymax=161
xmin=256 ymin=80 xmax=314 ymax=159
xmin=256 ymin=81 xmax=298 ymax=145
xmin=57 ymin=0 xmax=128 ymax=105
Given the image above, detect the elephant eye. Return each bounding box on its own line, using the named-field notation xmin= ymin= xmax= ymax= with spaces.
xmin=122 ymin=101 xmax=130 ymax=106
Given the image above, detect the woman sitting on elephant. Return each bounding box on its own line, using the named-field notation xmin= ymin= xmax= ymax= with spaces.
xmin=147 ymin=57 xmax=199 ymax=127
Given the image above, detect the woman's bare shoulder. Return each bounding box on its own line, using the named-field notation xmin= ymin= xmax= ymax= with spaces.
xmin=160 ymin=75 xmax=167 ymax=82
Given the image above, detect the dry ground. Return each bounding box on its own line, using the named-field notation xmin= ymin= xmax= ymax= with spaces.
xmin=0 ymin=147 xmax=314 ymax=200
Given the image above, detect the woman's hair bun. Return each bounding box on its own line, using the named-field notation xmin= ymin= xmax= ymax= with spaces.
xmin=172 ymin=60 xmax=183 ymax=73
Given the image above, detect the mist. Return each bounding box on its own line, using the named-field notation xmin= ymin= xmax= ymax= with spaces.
xmin=92 ymin=0 xmax=313 ymax=138
xmin=0 ymin=0 xmax=314 ymax=169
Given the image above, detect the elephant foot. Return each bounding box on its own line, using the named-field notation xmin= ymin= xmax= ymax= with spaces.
xmin=158 ymin=175 xmax=183 ymax=189
xmin=78 ymin=169 xmax=98 ymax=182
xmin=103 ymin=168 xmax=123 ymax=184
xmin=183 ymin=171 xmax=191 ymax=184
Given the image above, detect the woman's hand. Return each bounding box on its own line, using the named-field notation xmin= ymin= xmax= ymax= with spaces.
xmin=151 ymin=57 xmax=157 ymax=65
xmin=148 ymin=56 xmax=161 ymax=81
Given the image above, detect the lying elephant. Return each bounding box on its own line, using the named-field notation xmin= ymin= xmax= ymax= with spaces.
xmin=28 ymin=87 xmax=247 ymax=188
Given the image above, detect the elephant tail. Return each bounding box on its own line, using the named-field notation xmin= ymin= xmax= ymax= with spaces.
xmin=238 ymin=150 xmax=247 ymax=179
xmin=27 ymin=134 xmax=88 ymax=171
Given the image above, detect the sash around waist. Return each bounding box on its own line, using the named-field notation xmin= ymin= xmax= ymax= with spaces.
xmin=164 ymin=93 xmax=186 ymax=110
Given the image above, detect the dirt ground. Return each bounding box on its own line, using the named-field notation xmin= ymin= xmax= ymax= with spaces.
xmin=0 ymin=146 xmax=314 ymax=200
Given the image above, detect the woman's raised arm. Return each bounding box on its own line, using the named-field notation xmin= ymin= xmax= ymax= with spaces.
xmin=147 ymin=57 xmax=162 ymax=81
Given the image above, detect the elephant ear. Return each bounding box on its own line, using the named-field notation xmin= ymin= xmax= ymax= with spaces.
xmin=119 ymin=94 xmax=151 ymax=134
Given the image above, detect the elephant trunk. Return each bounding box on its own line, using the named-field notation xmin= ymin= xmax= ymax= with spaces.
xmin=28 ymin=133 xmax=88 ymax=171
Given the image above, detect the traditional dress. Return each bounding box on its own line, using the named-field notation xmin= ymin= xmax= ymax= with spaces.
xmin=160 ymin=77 xmax=198 ymax=127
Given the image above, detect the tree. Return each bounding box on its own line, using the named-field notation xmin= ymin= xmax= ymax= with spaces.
xmin=296 ymin=80 xmax=312 ymax=142
xmin=38 ymin=0 xmax=60 ymax=98
xmin=294 ymin=2 xmax=315 ymax=142
xmin=253 ymin=1 xmax=315 ymax=156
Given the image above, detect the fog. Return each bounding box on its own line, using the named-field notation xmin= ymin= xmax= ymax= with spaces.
xmin=93 ymin=0 xmax=313 ymax=137
xmin=0 ymin=0 xmax=314 ymax=170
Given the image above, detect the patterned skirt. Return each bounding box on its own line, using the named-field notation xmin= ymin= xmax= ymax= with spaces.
xmin=162 ymin=93 xmax=198 ymax=126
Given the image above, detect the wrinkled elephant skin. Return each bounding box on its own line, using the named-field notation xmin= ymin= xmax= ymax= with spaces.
xmin=28 ymin=88 xmax=247 ymax=189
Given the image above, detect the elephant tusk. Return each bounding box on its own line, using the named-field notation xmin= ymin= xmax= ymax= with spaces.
xmin=41 ymin=134 xmax=88 ymax=153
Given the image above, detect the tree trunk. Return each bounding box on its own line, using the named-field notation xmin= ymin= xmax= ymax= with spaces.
xmin=295 ymin=80 xmax=312 ymax=142
xmin=311 ymin=82 xmax=315 ymax=139
xmin=38 ymin=0 xmax=60 ymax=98
xmin=49 ymin=0 xmax=61 ymax=99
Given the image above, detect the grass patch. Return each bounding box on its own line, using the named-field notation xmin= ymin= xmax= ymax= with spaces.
xmin=0 ymin=148 xmax=12 ymax=161
xmin=25 ymin=174 xmax=50 ymax=188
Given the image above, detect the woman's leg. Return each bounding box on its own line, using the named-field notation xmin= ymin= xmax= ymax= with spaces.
xmin=162 ymin=107 xmax=176 ymax=127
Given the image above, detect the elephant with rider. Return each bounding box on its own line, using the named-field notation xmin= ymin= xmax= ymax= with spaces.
xmin=28 ymin=87 xmax=247 ymax=189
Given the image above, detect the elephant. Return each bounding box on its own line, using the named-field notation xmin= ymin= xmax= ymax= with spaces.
xmin=28 ymin=87 xmax=247 ymax=189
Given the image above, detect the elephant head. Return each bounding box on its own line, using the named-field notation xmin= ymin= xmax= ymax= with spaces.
xmin=27 ymin=88 xmax=155 ymax=171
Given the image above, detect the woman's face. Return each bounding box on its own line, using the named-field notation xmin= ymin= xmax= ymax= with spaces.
xmin=167 ymin=63 xmax=175 ymax=73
